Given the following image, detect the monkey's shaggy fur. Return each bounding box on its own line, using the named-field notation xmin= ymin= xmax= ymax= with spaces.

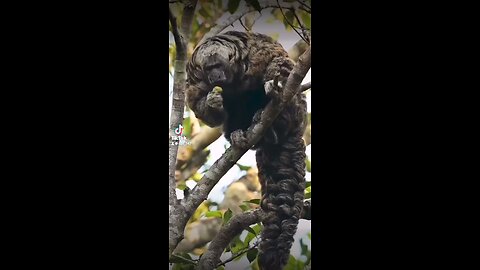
xmin=186 ymin=31 xmax=307 ymax=270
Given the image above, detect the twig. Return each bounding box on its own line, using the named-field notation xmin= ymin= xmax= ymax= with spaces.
xmin=216 ymin=242 xmax=260 ymax=268
xmin=170 ymin=254 xmax=198 ymax=265
xmin=238 ymin=16 xmax=249 ymax=32
xmin=297 ymin=0 xmax=311 ymax=12
xmin=301 ymin=82 xmax=311 ymax=92
xmin=291 ymin=9 xmax=310 ymax=44
xmin=198 ymin=0 xmax=297 ymax=44
xmin=288 ymin=39 xmax=309 ymax=62
xmin=276 ymin=0 xmax=309 ymax=44
xmin=168 ymin=8 xmax=184 ymax=54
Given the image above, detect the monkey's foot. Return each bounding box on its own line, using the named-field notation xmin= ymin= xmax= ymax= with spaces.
xmin=230 ymin=129 xmax=249 ymax=149
xmin=206 ymin=89 xmax=224 ymax=111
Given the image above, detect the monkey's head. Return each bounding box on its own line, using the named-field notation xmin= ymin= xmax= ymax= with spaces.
xmin=191 ymin=41 xmax=246 ymax=88
xmin=203 ymin=52 xmax=233 ymax=87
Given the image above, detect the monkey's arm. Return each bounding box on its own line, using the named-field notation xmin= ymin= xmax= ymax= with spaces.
xmin=186 ymin=80 xmax=226 ymax=127
xmin=256 ymin=56 xmax=297 ymax=145
xmin=264 ymin=56 xmax=295 ymax=87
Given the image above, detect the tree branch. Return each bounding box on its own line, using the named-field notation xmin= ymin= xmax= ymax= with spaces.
xmin=276 ymin=0 xmax=309 ymax=44
xmin=197 ymin=199 xmax=312 ymax=269
xmin=297 ymin=0 xmax=311 ymax=13
xmin=169 ymin=45 xmax=311 ymax=257
xmin=198 ymin=0 xmax=297 ymax=45
xmin=288 ymin=39 xmax=308 ymax=62
xmin=301 ymin=82 xmax=311 ymax=92
xmin=169 ymin=0 xmax=198 ymax=249
xmin=197 ymin=210 xmax=262 ymax=270
xmin=216 ymin=242 xmax=259 ymax=268
xmin=169 ymin=8 xmax=184 ymax=54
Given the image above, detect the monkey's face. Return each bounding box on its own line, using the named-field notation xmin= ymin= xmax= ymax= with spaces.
xmin=203 ymin=53 xmax=234 ymax=87
xmin=194 ymin=43 xmax=239 ymax=87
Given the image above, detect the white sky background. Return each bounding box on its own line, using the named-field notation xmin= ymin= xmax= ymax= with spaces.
xmin=169 ymin=5 xmax=311 ymax=268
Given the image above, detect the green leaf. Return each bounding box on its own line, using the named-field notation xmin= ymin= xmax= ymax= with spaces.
xmin=306 ymin=158 xmax=311 ymax=172
xmin=308 ymin=232 xmax=311 ymax=239
xmin=244 ymin=199 xmax=260 ymax=205
xmin=296 ymin=260 xmax=305 ymax=269
xmin=234 ymin=252 xmax=246 ymax=261
xmin=172 ymin=263 xmax=195 ymax=270
xmin=216 ymin=0 xmax=223 ymax=8
xmin=244 ymin=223 xmax=262 ymax=245
xmin=245 ymin=226 xmax=257 ymax=236
xmin=243 ymin=229 xmax=256 ymax=245
xmin=285 ymin=10 xmax=295 ymax=27
xmin=305 ymin=181 xmax=311 ymax=189
xmin=300 ymin=239 xmax=308 ymax=256
xmin=223 ymin=208 xmax=233 ymax=224
xmin=215 ymin=266 xmax=225 ymax=270
xmin=253 ymin=223 xmax=262 ymax=233
xmin=198 ymin=7 xmax=211 ymax=19
xmin=284 ymin=255 xmax=297 ymax=270
xmin=236 ymin=163 xmax=251 ymax=171
xmin=245 ymin=0 xmax=261 ymax=12
xmin=205 ymin=210 xmax=223 ymax=218
xmin=177 ymin=182 xmax=187 ymax=190
xmin=305 ymin=186 xmax=311 ymax=199
xmin=239 ymin=204 xmax=249 ymax=212
xmin=300 ymin=11 xmax=311 ymax=29
xmin=230 ymin=235 xmax=246 ymax=254
xmin=251 ymin=258 xmax=260 ymax=270
xmin=228 ymin=0 xmax=240 ymax=14
xmin=247 ymin=248 xmax=258 ymax=263
xmin=182 ymin=116 xmax=191 ymax=137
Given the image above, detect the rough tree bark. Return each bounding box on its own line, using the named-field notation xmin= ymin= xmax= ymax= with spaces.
xmin=169 ymin=1 xmax=199 ymax=256
xmin=169 ymin=0 xmax=198 ymax=206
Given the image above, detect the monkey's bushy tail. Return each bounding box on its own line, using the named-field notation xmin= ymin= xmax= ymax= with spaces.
xmin=256 ymin=135 xmax=306 ymax=270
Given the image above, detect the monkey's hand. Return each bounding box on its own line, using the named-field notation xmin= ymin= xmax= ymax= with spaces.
xmin=230 ymin=129 xmax=249 ymax=150
xmin=264 ymin=74 xmax=283 ymax=100
xmin=206 ymin=86 xmax=224 ymax=111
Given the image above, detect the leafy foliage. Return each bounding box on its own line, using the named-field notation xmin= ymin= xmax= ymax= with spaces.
xmin=228 ymin=0 xmax=240 ymax=14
